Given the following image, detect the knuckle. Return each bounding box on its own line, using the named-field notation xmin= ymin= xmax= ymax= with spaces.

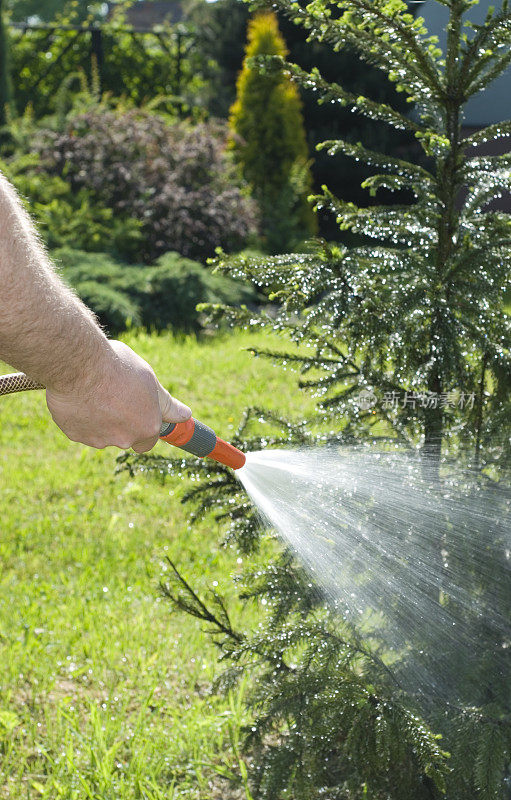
xmin=131 ymin=444 xmax=147 ymax=454
xmin=145 ymin=365 xmax=157 ymax=382
xmin=108 ymin=430 xmax=135 ymax=449
xmin=132 ymin=436 xmax=158 ymax=453
xmin=87 ymin=439 xmax=106 ymax=449
xmin=115 ymin=440 xmax=133 ymax=451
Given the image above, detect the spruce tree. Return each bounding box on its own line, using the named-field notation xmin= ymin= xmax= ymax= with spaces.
xmin=122 ymin=0 xmax=511 ymax=796
xmin=229 ymin=10 xmax=318 ymax=252
xmin=224 ymin=0 xmax=511 ymax=469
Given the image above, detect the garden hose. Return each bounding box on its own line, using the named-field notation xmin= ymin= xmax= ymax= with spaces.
xmin=0 ymin=372 xmax=246 ymax=470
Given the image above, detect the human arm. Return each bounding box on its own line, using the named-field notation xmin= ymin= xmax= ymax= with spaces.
xmin=0 ymin=172 xmax=191 ymax=452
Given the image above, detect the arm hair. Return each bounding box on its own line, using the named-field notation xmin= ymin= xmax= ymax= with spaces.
xmin=0 ymin=172 xmax=110 ymax=391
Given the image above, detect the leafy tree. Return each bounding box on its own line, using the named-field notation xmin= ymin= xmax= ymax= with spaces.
xmin=228 ymin=10 xmax=317 ymax=252
xmin=9 ymin=10 xmax=205 ymax=119
xmin=122 ymin=0 xmax=511 ymax=796
xmin=0 ymin=0 xmax=12 ymax=127
xmin=7 ymin=0 xmax=103 ymax=23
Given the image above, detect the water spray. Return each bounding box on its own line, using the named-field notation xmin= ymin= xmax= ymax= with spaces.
xmin=0 ymin=372 xmax=246 ymax=470
xmin=3 ymin=370 xmax=510 ymax=704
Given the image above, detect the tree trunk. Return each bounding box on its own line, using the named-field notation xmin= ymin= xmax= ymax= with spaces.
xmin=424 ymin=0 xmax=464 ymax=475
xmin=423 ymin=369 xmax=443 ymax=471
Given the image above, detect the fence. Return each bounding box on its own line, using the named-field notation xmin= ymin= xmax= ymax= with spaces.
xmin=11 ymin=21 xmax=195 ymax=117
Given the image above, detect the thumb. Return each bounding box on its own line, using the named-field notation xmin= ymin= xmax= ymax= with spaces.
xmin=157 ymin=383 xmax=192 ymax=424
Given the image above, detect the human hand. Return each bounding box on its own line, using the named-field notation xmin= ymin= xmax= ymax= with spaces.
xmin=46 ymin=340 xmax=191 ymax=452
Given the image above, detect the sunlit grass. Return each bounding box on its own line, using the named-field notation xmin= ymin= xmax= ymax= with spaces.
xmin=0 ymin=328 xmax=315 ymax=800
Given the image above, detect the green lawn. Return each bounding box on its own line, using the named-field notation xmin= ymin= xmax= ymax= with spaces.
xmin=0 ymin=329 xmax=313 ymax=800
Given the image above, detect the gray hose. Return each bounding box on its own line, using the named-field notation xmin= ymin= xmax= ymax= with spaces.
xmin=0 ymin=372 xmax=44 ymax=395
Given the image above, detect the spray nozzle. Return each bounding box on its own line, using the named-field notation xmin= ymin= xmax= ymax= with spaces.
xmin=159 ymin=419 xmax=246 ymax=470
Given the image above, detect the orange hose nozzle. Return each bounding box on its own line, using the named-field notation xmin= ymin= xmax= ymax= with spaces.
xmin=159 ymin=418 xmax=246 ymax=470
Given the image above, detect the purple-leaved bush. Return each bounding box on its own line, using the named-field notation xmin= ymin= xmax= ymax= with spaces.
xmin=36 ymin=110 xmax=259 ymax=262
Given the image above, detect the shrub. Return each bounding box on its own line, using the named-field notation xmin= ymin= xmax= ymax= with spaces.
xmin=52 ymin=247 xmax=257 ymax=334
xmin=72 ymin=280 xmax=141 ymax=334
xmin=53 ymin=247 xmax=146 ymax=291
xmin=141 ymin=251 xmax=257 ymax=332
xmin=228 ymin=11 xmax=317 ymax=253
xmin=1 ymin=152 xmax=143 ymax=260
xmin=37 ymin=191 xmax=142 ymax=259
xmin=35 ymin=110 xmax=259 ymax=262
xmin=53 ymin=248 xmax=144 ymax=334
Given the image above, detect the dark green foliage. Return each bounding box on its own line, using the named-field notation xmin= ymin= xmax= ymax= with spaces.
xmin=9 ymin=10 xmax=205 ymax=119
xmin=125 ymin=0 xmax=511 ymax=796
xmin=53 ymin=247 xmax=145 ymax=334
xmin=53 ymin=247 xmax=256 ymax=334
xmin=188 ymin=0 xmax=251 ymax=119
xmin=71 ymin=279 xmax=142 ymax=334
xmin=34 ymin=108 xmax=259 ymax=262
xmin=0 ymin=0 xmax=12 ymax=128
xmin=140 ymin=251 xmax=256 ymax=332
xmin=7 ymin=0 xmax=96 ymax=22
xmin=191 ymin=0 xmax=418 ymax=241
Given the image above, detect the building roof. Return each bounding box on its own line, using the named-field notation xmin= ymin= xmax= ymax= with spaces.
xmin=107 ymin=1 xmax=183 ymax=29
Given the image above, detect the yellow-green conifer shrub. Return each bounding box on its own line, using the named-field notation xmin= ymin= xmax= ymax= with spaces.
xmin=228 ymin=11 xmax=317 ymax=253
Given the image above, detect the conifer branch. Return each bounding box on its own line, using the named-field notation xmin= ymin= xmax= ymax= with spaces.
xmin=345 ymin=0 xmax=445 ymax=91
xmin=250 ymin=347 xmax=359 ymax=373
xmin=311 ymin=189 xmax=437 ymax=246
xmin=315 ymin=626 xmax=406 ymax=690
xmin=249 ymin=54 xmax=424 ymax=133
xmin=467 ymin=48 xmax=511 ymax=96
xmin=461 ymin=2 xmax=511 ymax=83
xmin=465 ymin=150 xmax=511 ymax=173
xmin=160 ymin=557 xmax=244 ymax=644
xmin=316 ymin=139 xmax=436 ymax=187
xmin=463 ymin=119 xmax=511 ymax=148
xmin=264 ymin=0 xmax=444 ymax=98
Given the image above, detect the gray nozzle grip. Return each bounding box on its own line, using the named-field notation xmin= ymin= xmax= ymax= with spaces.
xmin=159 ymin=419 xmax=217 ymax=458
xmin=180 ymin=419 xmax=217 ymax=457
xmin=160 ymin=422 xmax=176 ymax=437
